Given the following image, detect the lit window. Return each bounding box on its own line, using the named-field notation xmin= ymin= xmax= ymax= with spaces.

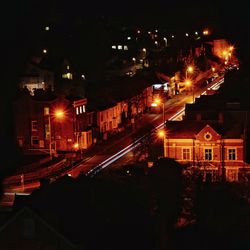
xmin=45 ymin=124 xmax=50 ymax=140
xmin=31 ymin=136 xmax=39 ymax=146
xmin=204 ymin=148 xmax=212 ymax=160
xmin=228 ymin=149 xmax=236 ymax=160
xmin=127 ymin=36 xmax=131 ymax=40
xmin=182 ymin=148 xmax=191 ymax=160
xmin=82 ymin=105 xmax=86 ymax=113
xmin=31 ymin=120 xmax=38 ymax=131
xmin=124 ymin=45 xmax=128 ymax=50
xmin=67 ymin=65 xmax=70 ymax=70
xmin=118 ymin=45 xmax=122 ymax=50
xmin=79 ymin=106 xmax=82 ymax=114
xmin=111 ymin=45 xmax=116 ymax=49
xmin=62 ymin=73 xmax=73 ymax=79
xmin=76 ymin=107 xmax=79 ymax=115
xmin=45 ymin=26 xmax=50 ymax=31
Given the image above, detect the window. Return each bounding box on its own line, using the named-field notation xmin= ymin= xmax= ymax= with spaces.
xmin=44 ymin=107 xmax=50 ymax=115
xmin=228 ymin=149 xmax=236 ymax=160
xmin=182 ymin=148 xmax=191 ymax=160
xmin=45 ymin=124 xmax=50 ymax=140
xmin=82 ymin=105 xmax=86 ymax=113
xmin=76 ymin=107 xmax=79 ymax=115
xmin=79 ymin=106 xmax=82 ymax=114
xmin=31 ymin=136 xmax=39 ymax=146
xmin=204 ymin=148 xmax=213 ymax=160
xmin=31 ymin=120 xmax=38 ymax=131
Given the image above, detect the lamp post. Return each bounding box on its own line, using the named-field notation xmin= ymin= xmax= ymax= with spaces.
xmin=46 ymin=109 xmax=65 ymax=159
xmin=158 ymin=129 xmax=165 ymax=157
xmin=153 ymin=97 xmax=165 ymax=123
xmin=185 ymin=79 xmax=194 ymax=103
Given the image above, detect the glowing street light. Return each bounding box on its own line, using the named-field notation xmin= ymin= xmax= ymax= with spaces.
xmin=43 ymin=49 xmax=47 ymax=54
xmin=158 ymin=129 xmax=166 ymax=157
xmin=73 ymin=143 xmax=79 ymax=150
xmin=186 ymin=65 xmax=194 ymax=78
xmin=55 ymin=109 xmax=65 ymax=119
xmin=158 ymin=130 xmax=165 ymax=138
xmin=47 ymin=109 xmax=65 ymax=159
xmin=152 ymin=97 xmax=165 ymax=123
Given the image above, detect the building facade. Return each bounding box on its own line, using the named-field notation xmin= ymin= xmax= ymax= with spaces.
xmin=13 ymin=92 xmax=92 ymax=153
xmin=164 ymin=121 xmax=248 ymax=182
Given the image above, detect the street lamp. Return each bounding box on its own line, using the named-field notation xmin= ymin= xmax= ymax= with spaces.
xmin=186 ymin=65 xmax=194 ymax=79
xmin=158 ymin=129 xmax=165 ymax=157
xmin=153 ymin=97 xmax=165 ymax=123
xmin=47 ymin=109 xmax=65 ymax=159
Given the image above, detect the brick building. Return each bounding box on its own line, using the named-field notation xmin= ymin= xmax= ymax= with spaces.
xmin=13 ymin=91 xmax=93 ymax=153
xmin=164 ymin=120 xmax=249 ymax=181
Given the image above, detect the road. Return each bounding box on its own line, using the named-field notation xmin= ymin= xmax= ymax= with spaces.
xmin=1 ymin=74 xmax=224 ymax=206
xmin=67 ymin=75 xmax=224 ymax=177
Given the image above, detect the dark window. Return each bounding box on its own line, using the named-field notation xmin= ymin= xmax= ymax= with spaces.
xmin=31 ymin=120 xmax=38 ymax=131
xmin=228 ymin=149 xmax=236 ymax=160
xmin=31 ymin=136 xmax=39 ymax=145
xmin=205 ymin=148 xmax=212 ymax=160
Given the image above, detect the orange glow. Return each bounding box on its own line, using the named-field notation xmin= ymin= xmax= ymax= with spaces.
xmin=212 ymin=67 xmax=215 ymax=72
xmin=158 ymin=130 xmax=165 ymax=138
xmin=73 ymin=143 xmax=79 ymax=149
xmin=54 ymin=110 xmax=65 ymax=119
xmin=203 ymin=29 xmax=209 ymax=35
xmin=185 ymin=80 xmax=191 ymax=86
xmin=187 ymin=66 xmax=194 ymax=73
xmin=154 ymin=98 xmax=161 ymax=104
xmin=229 ymin=46 xmax=234 ymax=51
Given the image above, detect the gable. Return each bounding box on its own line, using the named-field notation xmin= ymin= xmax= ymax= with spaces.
xmin=196 ymin=124 xmax=221 ymax=142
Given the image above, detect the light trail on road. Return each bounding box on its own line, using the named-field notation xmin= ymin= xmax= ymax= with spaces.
xmin=86 ymin=77 xmax=225 ymax=177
